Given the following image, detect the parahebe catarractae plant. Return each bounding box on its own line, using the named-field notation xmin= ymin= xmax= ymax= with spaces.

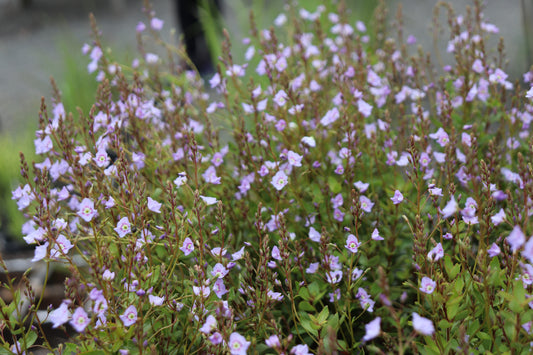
xmin=3 ymin=0 xmax=533 ymax=353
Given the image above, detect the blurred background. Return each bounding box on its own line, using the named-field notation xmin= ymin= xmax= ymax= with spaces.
xmin=0 ymin=0 xmax=531 ymax=250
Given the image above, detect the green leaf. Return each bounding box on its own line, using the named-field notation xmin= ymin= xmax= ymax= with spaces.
xmin=301 ymin=320 xmax=319 ymax=337
xmin=298 ymin=287 xmax=310 ymax=301
xmin=509 ymin=281 xmax=526 ymax=313
xmin=438 ymin=319 xmax=453 ymax=329
xmin=298 ymin=301 xmax=315 ymax=312
xmin=328 ymin=176 xmax=342 ymax=194
xmin=447 ymin=296 xmax=462 ymax=320
xmin=454 ymin=276 xmax=464 ymax=293
xmin=317 ymin=306 xmax=329 ymax=324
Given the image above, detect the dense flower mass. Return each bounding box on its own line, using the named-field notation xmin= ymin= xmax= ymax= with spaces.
xmin=3 ymin=0 xmax=533 ymax=353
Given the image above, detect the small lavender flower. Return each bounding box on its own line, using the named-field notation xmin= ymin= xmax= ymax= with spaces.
xmin=412 ymin=312 xmax=435 ymax=335
xmin=271 ymin=170 xmax=289 ymax=191
xmin=114 ymin=217 xmax=132 ymax=238
xmin=228 ymin=332 xmax=250 ymax=355
xmin=419 ymin=276 xmax=436 ymax=294
xmin=50 ymin=302 xmax=71 ymax=328
xmin=345 ymin=234 xmax=360 ymax=253
xmin=427 ymin=243 xmax=444 ymax=262
xmin=180 ymin=237 xmax=194 ymax=256
xmin=120 ymin=305 xmax=137 ymax=327
xmin=390 ymin=190 xmax=404 ymax=204
xmin=147 ymin=197 xmax=162 ymax=213
xmin=77 ymin=198 xmax=98 ymax=222
xmin=359 ymin=195 xmax=374 ymax=213
xmin=70 ymin=307 xmax=89 ymax=332
xmin=507 ymin=226 xmax=526 ymax=252
xmin=362 ymin=317 xmax=381 ymax=342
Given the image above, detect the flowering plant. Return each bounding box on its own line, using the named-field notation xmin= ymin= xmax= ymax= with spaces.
xmin=3 ymin=0 xmax=533 ymax=353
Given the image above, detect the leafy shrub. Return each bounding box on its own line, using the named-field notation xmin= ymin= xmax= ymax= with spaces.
xmin=3 ymin=0 xmax=533 ymax=353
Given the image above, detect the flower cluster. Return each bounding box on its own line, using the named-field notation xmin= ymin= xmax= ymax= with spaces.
xmin=3 ymin=0 xmax=533 ymax=354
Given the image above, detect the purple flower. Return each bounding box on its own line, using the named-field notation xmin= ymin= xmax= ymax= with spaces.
xmin=150 ymin=17 xmax=164 ymax=30
xmin=429 ymin=127 xmax=450 ymax=147
xmin=440 ymin=196 xmax=458 ymax=219
xmin=271 ymin=170 xmax=289 ymax=191
xmin=357 ymin=99 xmax=373 ymax=117
xmin=326 ymin=270 xmax=343 ymax=284
xmin=522 ymin=237 xmax=533 ymax=263
xmin=273 ymin=90 xmax=288 ymax=106
xmin=174 ymin=172 xmax=188 ymax=187
xmin=390 ymin=190 xmax=404 ymax=204
xmin=371 ymin=228 xmax=384 ymax=241
xmin=114 ymin=217 xmax=132 ymax=238
xmin=200 ymin=195 xmax=218 ymax=206
xmin=228 ymin=332 xmax=250 ymax=355
xmin=265 ymin=335 xmax=281 ymax=348
xmin=50 ymin=302 xmax=70 ymax=328
xmin=291 ymin=344 xmax=312 ymax=355
xmin=354 ymin=181 xmax=369 ymax=192
xmin=70 ymin=307 xmax=89 ymax=332
xmin=77 ymin=198 xmax=98 ymax=222
xmin=32 ymin=242 xmax=49 ymax=262
xmin=93 ymin=148 xmax=110 ymax=168
xmin=149 ymin=295 xmax=165 ymax=306
xmin=333 ymin=208 xmax=345 ymax=221
xmin=34 ymin=135 xmax=53 ymax=154
xmin=320 ymin=107 xmax=340 ymax=126
xmin=427 ymin=243 xmax=444 ymax=262
xmin=271 ymin=246 xmax=282 ymax=261
xmin=306 ymin=262 xmax=319 ymax=274
xmin=362 ymin=317 xmax=381 ymax=342
xmin=211 ymin=263 xmax=229 ymax=279
xmin=309 ymin=227 xmax=321 ymax=242
xmin=420 ymin=276 xmax=436 ymax=294
xmin=491 ymin=208 xmax=506 ymax=225
xmin=412 ymin=312 xmax=435 ymax=335
xmin=180 ymin=237 xmax=194 ymax=256
xmin=120 ymin=305 xmax=137 ymax=327
xmin=287 ymin=150 xmax=303 ymax=167
xmin=443 ymin=232 xmax=453 ymax=240
xmin=507 ymin=226 xmax=526 ymax=252
xmin=345 ymin=234 xmax=361 ymax=253
xmin=147 ymin=197 xmax=162 ymax=213
xmin=202 ymin=166 xmax=221 ymax=184
xmin=359 ymin=195 xmax=374 ymax=213
xmin=200 ymin=315 xmax=217 ymax=334
xmin=212 ymin=278 xmax=228 ymax=298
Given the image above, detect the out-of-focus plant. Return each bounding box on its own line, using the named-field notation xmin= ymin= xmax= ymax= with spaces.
xmin=2 ymin=0 xmax=533 ymax=354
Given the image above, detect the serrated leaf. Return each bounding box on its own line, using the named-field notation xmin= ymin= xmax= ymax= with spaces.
xmin=298 ymin=287 xmax=310 ymax=301
xmin=301 ymin=320 xmax=319 ymax=336
xmin=317 ymin=305 xmax=329 ymax=324
xmin=298 ymin=301 xmax=315 ymax=312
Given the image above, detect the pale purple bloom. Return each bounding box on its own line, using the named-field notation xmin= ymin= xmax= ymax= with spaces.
xmin=331 ymin=193 xmax=343 ymax=208
xmin=428 ymin=186 xmax=442 ymax=196
xmin=362 ymin=317 xmax=381 ymax=342
xmin=265 ymin=335 xmax=281 ymax=348
xmin=356 ymin=287 xmax=375 ymax=312
xmin=180 ymin=237 xmax=194 ymax=256
xmin=491 ymin=208 xmax=506 ymax=225
xmin=149 ymin=295 xmax=165 ymax=306
xmin=209 ymin=332 xmax=223 ymax=345
xmin=522 ymin=237 xmax=533 ymax=263
xmin=147 ymin=197 xmax=162 ymax=213
xmin=77 ymin=198 xmax=98 ymax=222
xmin=200 ymin=315 xmax=217 ymax=334
xmin=440 ymin=196 xmax=458 ymax=219
xmin=102 ymin=269 xmax=115 ymax=281
xmin=271 ymin=170 xmax=289 ymax=191
xmin=429 ymin=127 xmax=450 ymax=147
xmin=136 ymin=21 xmax=146 ymax=32
xmin=211 ymin=263 xmax=229 ymax=279
xmin=70 ymin=307 xmax=89 ymax=332
xmin=120 ymin=305 xmax=137 ymax=327
xmin=50 ymin=234 xmax=74 ymax=259
xmin=391 ymin=190 xmax=404 ymax=204
xmin=443 ymin=232 xmax=453 ymax=240
xmin=212 ymin=278 xmax=228 ymax=298
xmin=527 ymin=87 xmax=533 ymax=99
xmin=50 ymin=302 xmax=71 ymax=328
xmin=150 ymin=17 xmax=164 ymax=30
xmin=200 ymin=195 xmax=218 ymax=205
xmin=174 ymin=172 xmax=187 ymax=187
xmin=93 ymin=148 xmax=110 ymax=168
xmin=271 ymin=246 xmax=282 ymax=261
xmin=291 ymin=344 xmax=312 ymax=355
xmin=202 ymin=166 xmax=221 ymax=184
xmin=352 ymin=268 xmax=363 ymax=280
xmin=287 ymin=150 xmax=303 ymax=167
xmin=320 ymin=107 xmax=340 ymax=126
xmin=306 ymin=262 xmax=319 ymax=274
xmin=35 ymin=135 xmax=53 ymax=154
xmin=420 ymin=276 xmax=436 ymax=294
xmin=32 ymin=242 xmax=49 ymax=262
xmin=357 ymin=99 xmax=373 ymax=117
xmin=273 ymin=90 xmax=289 ymax=106
xmin=507 ymin=226 xmax=526 ymax=252
xmin=371 ymin=228 xmax=384 ymax=240
xmin=309 ymin=226 xmax=321 ymax=242
xmin=333 ymin=208 xmax=345 ymax=221
xmin=354 ymin=181 xmax=369 ymax=192
xmin=345 ymin=234 xmax=361 ymax=253
xmin=267 ymin=290 xmax=284 ymax=301
xmin=326 ymin=270 xmax=343 ymax=284
xmin=228 ymin=332 xmax=250 ymax=355
xmin=472 ymin=59 xmax=484 ymax=73
xmin=226 ymin=64 xmax=246 ymax=77
xmin=359 ymin=195 xmax=374 ymax=213
xmin=301 ymin=136 xmax=316 ymax=147
xmin=427 ymin=243 xmax=444 ymax=262
xmin=412 ymin=312 xmax=435 ymax=335
xmin=114 ymin=217 xmax=132 ymax=238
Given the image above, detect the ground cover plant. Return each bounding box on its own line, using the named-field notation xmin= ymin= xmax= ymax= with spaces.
xmin=2 ymin=0 xmax=533 ymax=353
